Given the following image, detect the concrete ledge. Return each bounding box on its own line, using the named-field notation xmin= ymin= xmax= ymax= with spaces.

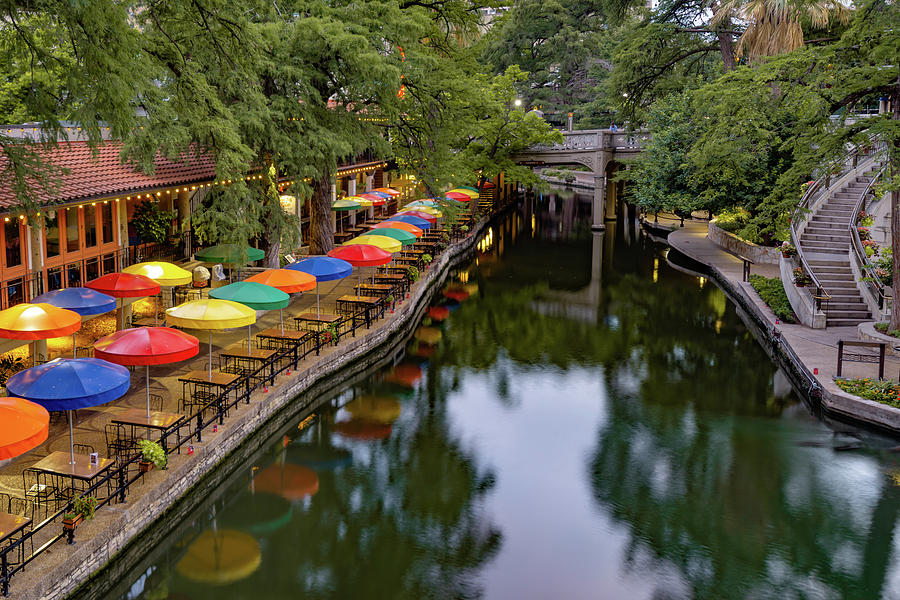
xmin=821 ymin=379 xmax=900 ymax=430
xmin=857 ymin=321 xmax=900 ymax=356
xmin=780 ymin=256 xmax=825 ymax=328
xmin=708 ymin=221 xmax=780 ymax=265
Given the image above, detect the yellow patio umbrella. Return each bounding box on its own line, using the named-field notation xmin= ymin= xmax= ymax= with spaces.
xmin=345 ymin=195 xmax=375 ymax=207
xmin=449 ymin=188 xmax=479 ymax=199
xmin=344 ymin=235 xmax=401 ymax=254
xmin=123 ymin=262 xmax=192 ymax=287
xmin=165 ymin=299 xmax=256 ymax=377
xmin=399 ymin=206 xmax=442 ymax=217
xmin=176 ymin=529 xmax=261 ymax=585
xmin=344 ymin=395 xmax=402 ymax=424
xmin=124 ymin=261 xmax=193 ymax=324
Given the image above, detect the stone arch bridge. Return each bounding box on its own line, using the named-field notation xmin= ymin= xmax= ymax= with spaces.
xmin=515 ymin=129 xmax=649 ymax=230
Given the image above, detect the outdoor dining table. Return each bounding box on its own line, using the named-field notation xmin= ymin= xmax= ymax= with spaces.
xmin=335 ymin=295 xmax=383 ymax=328
xmin=374 ymin=273 xmax=409 ymax=295
xmin=111 ymin=408 xmax=183 ymax=454
xmin=220 ymin=347 xmax=276 ymax=383
xmin=377 ymin=266 xmax=411 ymax=277
xmin=333 ymin=232 xmax=354 ymax=244
xmin=353 ymin=283 xmax=393 ymax=298
xmin=394 ymin=258 xmax=418 ymax=268
xmin=132 ymin=316 xmax=160 ymax=328
xmin=256 ymin=327 xmax=309 ymax=351
xmin=345 ymin=226 xmax=364 ymax=234
xmin=0 ymin=511 xmax=31 ymax=547
xmin=31 ymin=451 xmax=115 ymax=504
xmin=294 ymin=312 xmax=341 ymax=331
xmin=178 ymin=370 xmax=240 ymax=421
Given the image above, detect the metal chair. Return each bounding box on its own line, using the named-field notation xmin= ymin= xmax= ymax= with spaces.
xmin=105 ymin=423 xmax=137 ymax=461
xmin=0 ymin=492 xmax=10 ymax=512
xmin=148 ymin=393 xmax=164 ymax=413
xmin=73 ymin=443 xmax=95 ymax=456
xmin=21 ymin=468 xmax=55 ymax=516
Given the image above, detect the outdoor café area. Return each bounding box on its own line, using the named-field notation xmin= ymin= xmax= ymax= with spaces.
xmin=0 ymin=188 xmax=479 ymax=596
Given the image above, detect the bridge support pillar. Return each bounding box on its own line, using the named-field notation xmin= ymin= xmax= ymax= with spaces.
xmin=591 ymin=176 xmax=605 ymax=231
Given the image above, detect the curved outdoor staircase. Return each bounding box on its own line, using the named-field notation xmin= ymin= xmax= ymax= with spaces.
xmin=799 ymin=170 xmax=876 ymax=327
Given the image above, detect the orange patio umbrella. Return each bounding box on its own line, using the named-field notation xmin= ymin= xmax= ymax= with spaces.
xmin=251 ymin=463 xmax=319 ymax=501
xmin=245 ymin=269 xmax=317 ymax=332
xmin=0 ymin=303 xmax=82 ymax=365
xmin=369 ymin=221 xmax=423 ymax=237
xmin=334 ymin=420 xmax=392 ymax=440
xmin=0 ymin=397 xmax=49 ymax=460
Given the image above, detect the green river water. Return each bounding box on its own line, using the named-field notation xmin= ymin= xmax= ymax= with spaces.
xmin=101 ymin=191 xmax=900 ymax=600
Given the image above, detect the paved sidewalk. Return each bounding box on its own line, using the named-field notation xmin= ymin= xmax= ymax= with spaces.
xmin=667 ymin=220 xmax=900 ymax=387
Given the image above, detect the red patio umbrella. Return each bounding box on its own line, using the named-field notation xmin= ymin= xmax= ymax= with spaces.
xmin=427 ymin=306 xmax=450 ymax=321
xmin=445 ymin=191 xmax=471 ymax=201
xmin=443 ymin=286 xmax=470 ymax=302
xmin=0 ymin=397 xmax=49 ymax=460
xmin=385 ymin=363 xmax=422 ymax=388
xmin=328 ymin=244 xmax=393 ymax=295
xmin=86 ymin=273 xmax=161 ymax=329
xmin=359 ymin=193 xmax=386 ymax=206
xmin=373 ymin=188 xmax=401 ymax=196
xmin=93 ymin=327 xmax=199 ymax=417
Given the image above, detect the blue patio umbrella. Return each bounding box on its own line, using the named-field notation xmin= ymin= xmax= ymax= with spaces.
xmin=287 ymin=257 xmax=353 ymax=316
xmin=7 ymin=358 xmax=130 ymax=465
xmin=33 ymin=288 xmax=117 ymax=358
xmin=386 ymin=215 xmax=431 ymax=230
xmin=367 ymin=191 xmax=391 ymax=199
xmin=33 ymin=288 xmax=117 ymax=317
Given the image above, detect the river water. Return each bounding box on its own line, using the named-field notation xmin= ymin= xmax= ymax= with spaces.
xmin=104 ymin=190 xmax=900 ymax=600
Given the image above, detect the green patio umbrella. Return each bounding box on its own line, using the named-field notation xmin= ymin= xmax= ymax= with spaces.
xmin=196 ymin=244 xmax=265 ymax=264
xmin=332 ymin=198 xmax=362 ymax=233
xmin=360 ymin=228 xmax=416 ymax=246
xmin=209 ymin=281 xmax=289 ymax=346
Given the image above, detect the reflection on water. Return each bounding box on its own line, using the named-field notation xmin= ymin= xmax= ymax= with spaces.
xmin=110 ymin=191 xmax=900 ymax=600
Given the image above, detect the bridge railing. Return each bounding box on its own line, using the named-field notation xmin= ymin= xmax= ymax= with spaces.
xmin=530 ymin=129 xmax=649 ymax=152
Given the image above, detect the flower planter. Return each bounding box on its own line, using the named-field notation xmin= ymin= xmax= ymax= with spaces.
xmin=139 ymin=460 xmax=154 ymax=473
xmin=62 ymin=514 xmax=82 ymax=530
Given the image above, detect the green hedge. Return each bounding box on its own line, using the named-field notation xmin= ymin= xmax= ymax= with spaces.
xmin=748 ymin=274 xmax=796 ymax=324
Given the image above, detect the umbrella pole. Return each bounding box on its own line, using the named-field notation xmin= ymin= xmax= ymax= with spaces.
xmin=357 ymin=269 xmax=361 ymax=298
xmin=146 ymin=365 xmax=152 ymax=418
xmin=155 ymin=294 xmax=159 ymax=326
xmin=73 ymin=334 xmax=77 ymax=358
xmin=316 ymin=288 xmax=321 ymax=318
xmin=209 ymin=331 xmax=213 ymax=378
xmin=248 ymin=325 xmax=252 ymax=349
xmin=68 ymin=410 xmax=75 ymax=465
xmin=280 ymin=309 xmax=284 ymax=335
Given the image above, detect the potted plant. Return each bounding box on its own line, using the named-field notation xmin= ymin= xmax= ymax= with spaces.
xmin=441 ymin=232 xmax=450 ymax=244
xmin=132 ymin=200 xmax=177 ymax=244
xmin=421 ymin=254 xmax=433 ymax=269
xmin=780 ymin=242 xmax=796 ymax=258
xmin=460 ymin=225 xmax=469 ymax=235
xmin=0 ymin=354 xmax=27 ymax=396
xmin=137 ymin=439 xmax=167 ymax=472
xmin=793 ymin=267 xmax=810 ymax=287
xmin=323 ymin=323 xmax=338 ymax=344
xmin=407 ymin=266 xmax=420 ymax=282
xmin=63 ymin=496 xmax=98 ymax=530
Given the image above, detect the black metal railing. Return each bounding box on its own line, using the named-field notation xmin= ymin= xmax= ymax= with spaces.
xmin=850 ymin=163 xmax=890 ymax=312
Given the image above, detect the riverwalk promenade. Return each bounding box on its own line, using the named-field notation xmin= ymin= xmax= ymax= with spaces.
xmin=0 ymin=215 xmax=488 ymax=600
xmin=662 ymin=217 xmax=900 ymax=432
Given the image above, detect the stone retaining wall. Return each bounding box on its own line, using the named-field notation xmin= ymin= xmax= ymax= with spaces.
xmin=24 ymin=218 xmax=491 ymax=600
xmin=707 ymin=221 xmax=780 ymax=265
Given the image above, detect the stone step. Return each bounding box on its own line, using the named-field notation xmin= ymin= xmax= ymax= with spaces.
xmin=818 ymin=280 xmax=858 ymax=289
xmin=808 ymin=259 xmax=851 ymax=267
xmin=826 ymin=310 xmax=871 ymax=320
xmin=809 ymin=217 xmax=850 ymax=226
xmin=802 ymin=234 xmax=849 ymax=243
xmin=816 ymin=209 xmax=856 ymax=217
xmin=828 ymin=295 xmax=868 ymax=305
xmin=814 ymin=267 xmax=853 ymax=277
xmin=827 ymin=318 xmax=870 ymax=327
xmin=804 ymin=226 xmax=848 ymax=235
xmin=802 ymin=245 xmax=848 ymax=254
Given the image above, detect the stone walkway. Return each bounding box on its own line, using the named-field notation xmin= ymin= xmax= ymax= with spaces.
xmin=666 ymin=220 xmax=900 ymax=399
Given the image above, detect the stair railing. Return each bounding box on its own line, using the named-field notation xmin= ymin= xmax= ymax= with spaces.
xmin=849 ymin=162 xmax=890 ymax=313
xmin=790 ymin=143 xmax=877 ymax=311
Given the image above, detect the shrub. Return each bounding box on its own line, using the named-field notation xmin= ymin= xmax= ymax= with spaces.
xmin=65 ymin=495 xmax=98 ymax=521
xmin=748 ymin=275 xmax=796 ymax=323
xmin=407 ymin=266 xmax=420 ymax=282
xmin=834 ymin=377 xmax=900 ymax=407
xmin=132 ymin=200 xmax=176 ymax=244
